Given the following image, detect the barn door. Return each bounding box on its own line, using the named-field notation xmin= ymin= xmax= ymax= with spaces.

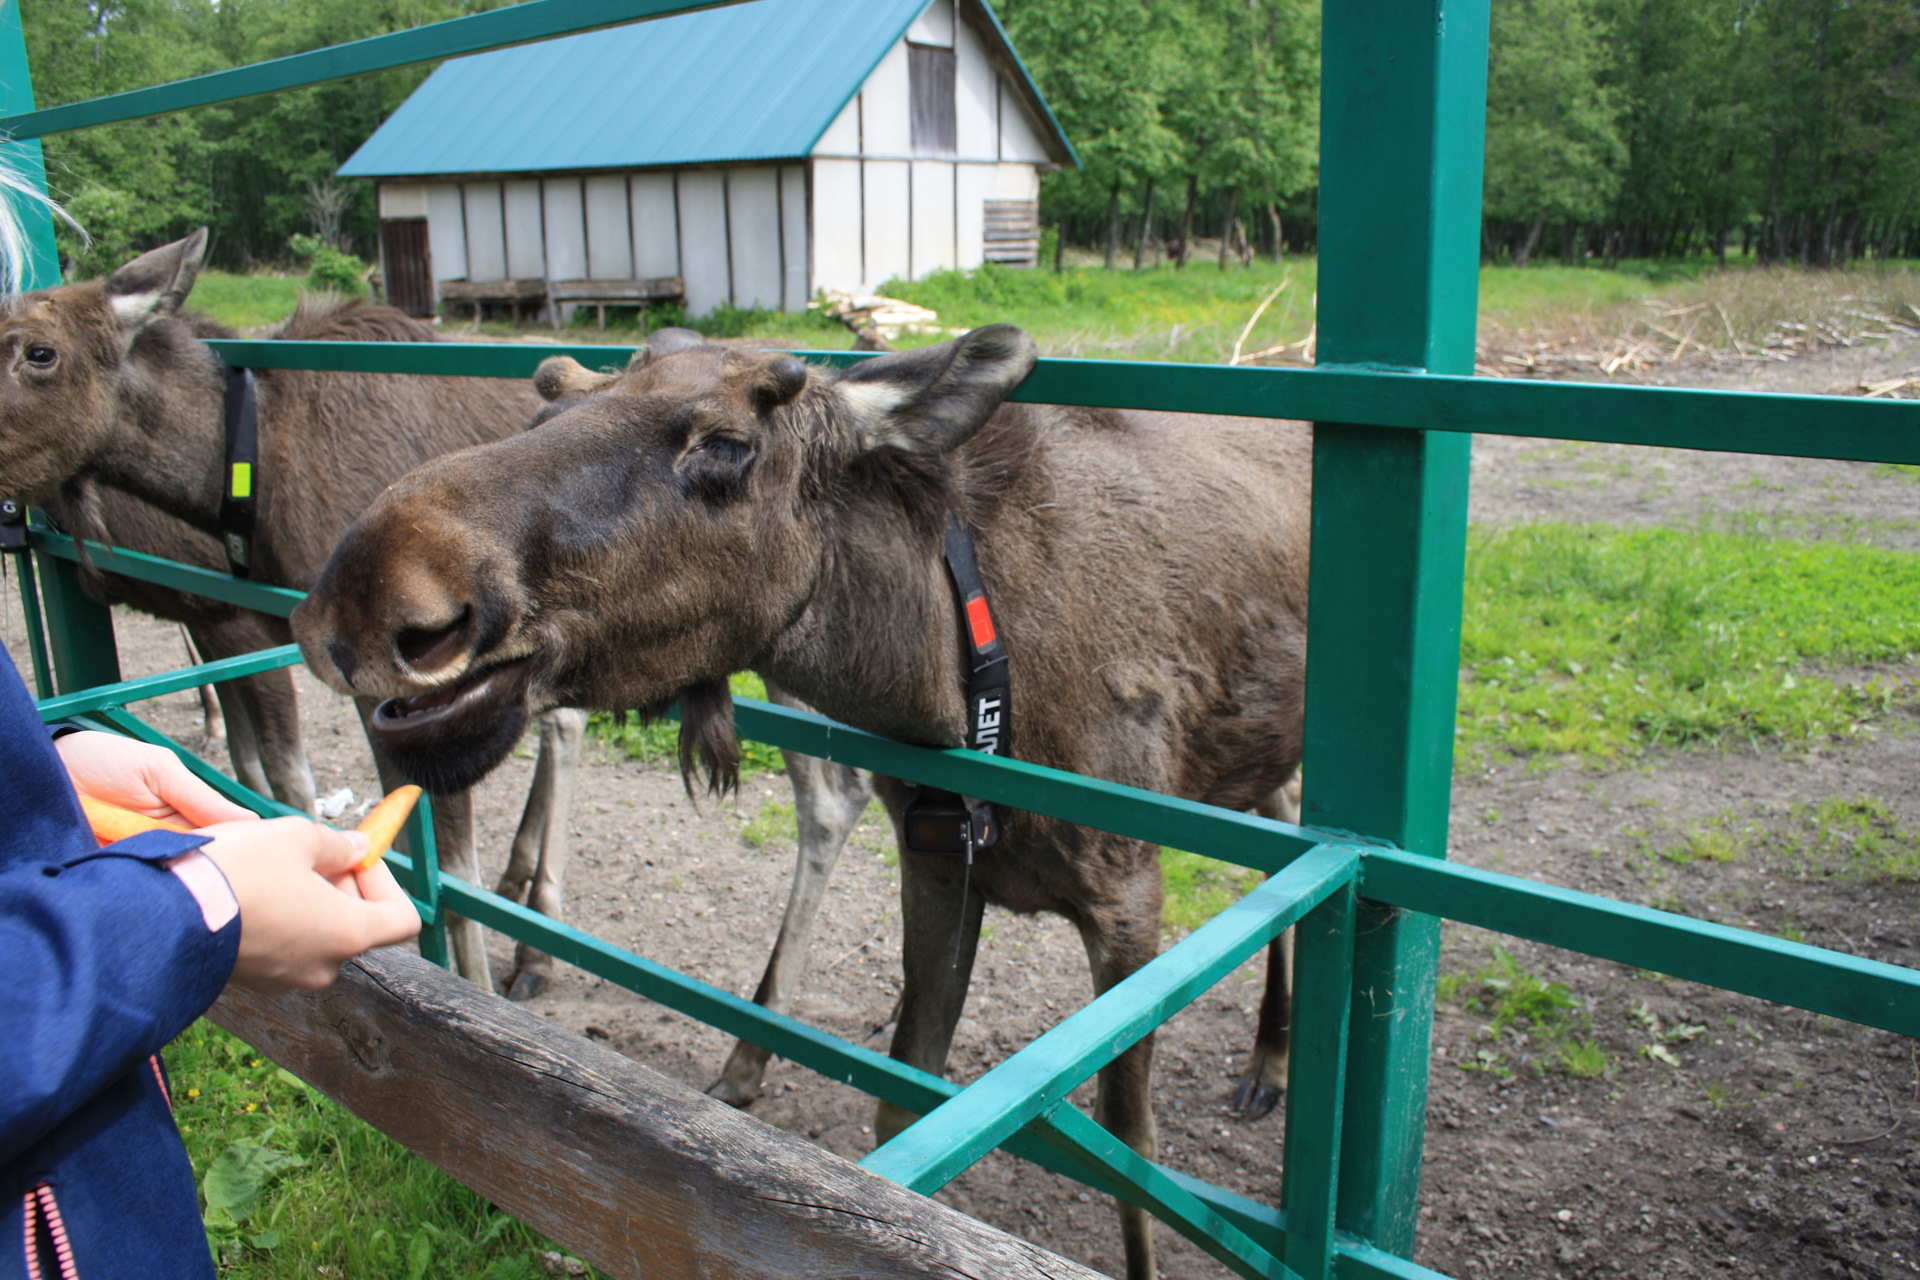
xmin=380 ymin=218 xmax=434 ymax=316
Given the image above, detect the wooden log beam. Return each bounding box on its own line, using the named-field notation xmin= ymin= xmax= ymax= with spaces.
xmin=210 ymin=948 xmax=1099 ymax=1280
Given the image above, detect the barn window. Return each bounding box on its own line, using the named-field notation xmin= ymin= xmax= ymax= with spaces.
xmin=909 ymin=43 xmax=956 ymax=157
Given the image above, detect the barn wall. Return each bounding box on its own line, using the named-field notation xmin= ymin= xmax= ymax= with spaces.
xmin=997 ymin=83 xmax=1054 ymax=165
xmin=677 ymin=170 xmax=731 ymax=316
xmin=954 ymin=164 xmax=993 ymax=271
xmin=503 ymin=180 xmax=545 ymax=278
xmin=631 ymin=173 xmax=680 ymax=281
xmin=863 ymin=160 xmax=910 ymax=291
xmin=585 ymin=175 xmax=633 ymax=280
xmin=907 ymin=0 xmax=953 ymax=47
xmin=780 ymin=165 xmax=810 ymax=312
xmin=911 ymin=160 xmax=955 ymax=277
xmin=812 ymin=159 xmax=863 ymax=297
xmin=954 ymin=13 xmax=997 ymax=160
xmin=425 ymin=184 xmax=467 ymax=281
xmin=728 ymin=168 xmax=783 ymax=310
xmin=463 ymin=182 xmax=507 ymax=281
xmin=543 ymin=179 xmax=587 ymax=281
xmin=863 ymin=41 xmax=912 ymax=157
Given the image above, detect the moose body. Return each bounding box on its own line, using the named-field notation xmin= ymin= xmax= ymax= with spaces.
xmin=0 ymin=230 xmax=586 ymax=992
xmin=294 ymin=327 xmax=1313 ymax=1278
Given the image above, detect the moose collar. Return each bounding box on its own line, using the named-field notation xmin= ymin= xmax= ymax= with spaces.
xmin=902 ymin=514 xmax=1009 ymax=862
xmin=218 ymin=365 xmax=259 ymax=578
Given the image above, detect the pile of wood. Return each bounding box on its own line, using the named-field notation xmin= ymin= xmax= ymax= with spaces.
xmin=1472 ymin=298 xmax=1920 ymax=390
xmin=813 ymin=290 xmax=948 ymax=342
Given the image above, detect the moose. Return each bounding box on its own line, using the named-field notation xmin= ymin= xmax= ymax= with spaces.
xmin=293 ymin=324 xmax=1313 ymax=1279
xmin=0 ymin=229 xmax=586 ymax=994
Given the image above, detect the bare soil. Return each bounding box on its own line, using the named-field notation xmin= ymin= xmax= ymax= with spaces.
xmin=5 ymin=331 xmax=1919 ymax=1279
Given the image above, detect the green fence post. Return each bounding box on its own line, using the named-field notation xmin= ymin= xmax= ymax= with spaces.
xmin=405 ymin=799 xmax=450 ymax=969
xmin=1307 ymin=0 xmax=1488 ymax=1259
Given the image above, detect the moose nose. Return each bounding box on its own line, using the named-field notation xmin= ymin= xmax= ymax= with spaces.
xmin=327 ymin=641 xmax=361 ymax=685
xmin=394 ymin=604 xmax=478 ymax=674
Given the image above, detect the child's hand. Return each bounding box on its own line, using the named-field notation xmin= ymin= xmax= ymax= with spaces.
xmin=55 ymin=731 xmax=257 ymax=827
xmin=196 ymin=817 xmax=423 ymax=992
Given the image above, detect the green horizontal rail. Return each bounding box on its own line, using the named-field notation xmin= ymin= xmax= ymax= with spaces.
xmin=35 ymin=645 xmax=303 ymax=720
xmin=29 ymin=528 xmax=307 ymax=618
xmin=729 ymin=698 xmax=1317 ymax=873
xmin=0 ymin=0 xmax=740 ymax=140
xmin=86 ymin=703 xmax=1450 ymax=1279
xmin=862 ymin=846 xmax=1358 ymax=1193
xmin=1034 ymin=1105 xmax=1300 ymax=1280
xmin=1360 ymin=850 xmax=1920 ymax=1038
xmin=203 ymin=339 xmax=1920 ymax=466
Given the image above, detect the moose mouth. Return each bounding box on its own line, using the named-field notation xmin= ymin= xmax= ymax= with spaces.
xmin=370 ymin=658 xmax=533 ymax=794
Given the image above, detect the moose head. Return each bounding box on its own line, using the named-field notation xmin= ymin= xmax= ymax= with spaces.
xmin=292 ymin=325 xmax=1038 ymax=794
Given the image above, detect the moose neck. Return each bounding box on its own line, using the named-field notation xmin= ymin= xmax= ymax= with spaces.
xmin=89 ymin=327 xmax=231 ymax=535
xmin=761 ymin=496 xmax=973 ymax=750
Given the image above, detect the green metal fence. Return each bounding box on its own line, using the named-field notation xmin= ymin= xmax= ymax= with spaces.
xmin=6 ymin=2 xmax=1920 ymax=1278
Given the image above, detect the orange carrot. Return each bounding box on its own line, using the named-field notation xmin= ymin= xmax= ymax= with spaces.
xmin=78 ymin=794 xmax=193 ymax=845
xmin=353 ymin=785 xmax=422 ymax=871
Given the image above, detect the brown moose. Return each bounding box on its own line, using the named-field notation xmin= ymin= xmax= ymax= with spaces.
xmin=292 ymin=325 xmax=1312 ymax=1279
xmin=0 ymin=230 xmax=580 ymax=993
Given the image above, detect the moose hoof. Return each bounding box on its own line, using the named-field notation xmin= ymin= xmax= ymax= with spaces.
xmin=704 ymin=1077 xmax=761 ymax=1110
xmin=1230 ymin=1075 xmax=1284 ymax=1122
xmin=505 ymin=968 xmax=550 ymax=1002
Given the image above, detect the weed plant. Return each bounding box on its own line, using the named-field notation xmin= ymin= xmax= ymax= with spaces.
xmin=165 ymin=1021 xmax=599 ymax=1278
xmin=1459 ymin=523 xmax=1920 ymax=763
xmin=1777 ymin=795 xmax=1920 ymax=880
xmin=1438 ymin=945 xmax=1597 ymax=1079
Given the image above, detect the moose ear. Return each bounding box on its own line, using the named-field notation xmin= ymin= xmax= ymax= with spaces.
xmin=834 ymin=325 xmax=1037 ymax=455
xmin=103 ymin=228 xmax=207 ymax=330
xmin=533 ymin=356 xmax=621 ymax=402
xmin=628 ymin=327 xmax=709 ymax=369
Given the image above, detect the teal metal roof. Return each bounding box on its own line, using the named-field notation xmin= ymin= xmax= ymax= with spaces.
xmin=340 ymin=0 xmax=1072 ymax=178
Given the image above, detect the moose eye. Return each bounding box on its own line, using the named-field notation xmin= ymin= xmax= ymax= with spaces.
xmin=24 ymin=345 xmax=55 ymax=368
xmin=694 ymin=435 xmax=751 ymax=464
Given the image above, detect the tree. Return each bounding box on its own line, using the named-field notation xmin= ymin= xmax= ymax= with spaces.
xmin=1483 ymin=0 xmax=1624 ymax=263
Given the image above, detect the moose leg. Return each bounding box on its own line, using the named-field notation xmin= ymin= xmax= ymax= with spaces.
xmin=354 ymin=697 xmax=492 ymax=988
xmin=189 ymin=620 xmax=318 ymax=815
xmin=502 ymin=708 xmax=588 ymax=1001
xmin=1078 ymin=867 xmax=1167 ymax=1280
xmin=875 ymin=789 xmax=987 ymax=1143
xmin=1232 ymin=767 xmax=1304 ymax=1121
xmin=708 ymin=686 xmax=873 ymax=1105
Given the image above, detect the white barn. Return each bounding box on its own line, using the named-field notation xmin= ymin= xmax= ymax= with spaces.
xmin=339 ymin=0 xmax=1077 ymax=321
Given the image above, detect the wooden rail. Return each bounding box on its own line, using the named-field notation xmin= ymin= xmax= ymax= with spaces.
xmin=210 ymin=948 xmax=1100 ymax=1280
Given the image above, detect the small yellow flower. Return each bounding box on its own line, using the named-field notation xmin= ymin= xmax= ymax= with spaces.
xmin=250 ymin=1060 xmax=263 ymax=1068
xmin=186 ymin=1088 xmax=200 ymax=1099
xmin=244 ymin=1102 xmax=258 ymax=1113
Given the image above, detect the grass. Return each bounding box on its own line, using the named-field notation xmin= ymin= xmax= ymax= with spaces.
xmin=190 ymin=271 xmax=310 ymax=331
xmin=165 ymin=1020 xmax=600 ymax=1279
xmin=1777 ymin=795 xmax=1920 ymax=880
xmin=1458 ymin=523 xmax=1920 ymax=764
xmin=1159 ymin=848 xmax=1263 ymax=933
xmin=182 ymin=253 xmax=1920 ymax=373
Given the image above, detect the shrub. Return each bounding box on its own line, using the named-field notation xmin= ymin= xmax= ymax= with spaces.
xmin=287 ymin=233 xmax=368 ymax=296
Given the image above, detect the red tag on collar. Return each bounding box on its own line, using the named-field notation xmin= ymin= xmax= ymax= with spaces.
xmin=965 ymin=595 xmax=996 ymax=649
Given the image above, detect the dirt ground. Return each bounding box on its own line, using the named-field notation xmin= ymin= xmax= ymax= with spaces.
xmin=5 ymin=331 xmax=1920 ymax=1279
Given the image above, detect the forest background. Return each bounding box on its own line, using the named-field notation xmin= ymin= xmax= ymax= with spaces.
xmin=19 ymin=0 xmax=1920 ymax=282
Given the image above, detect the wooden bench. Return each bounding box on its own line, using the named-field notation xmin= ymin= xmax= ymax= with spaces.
xmin=547 ymin=276 xmax=686 ymax=329
xmin=436 ymin=278 xmax=550 ymax=325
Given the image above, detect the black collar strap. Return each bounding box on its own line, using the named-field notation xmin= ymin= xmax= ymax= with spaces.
xmin=218 ymin=365 xmax=258 ymax=578
xmin=903 ymin=514 xmax=1009 ymax=861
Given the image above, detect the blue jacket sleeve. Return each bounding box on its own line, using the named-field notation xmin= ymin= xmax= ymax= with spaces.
xmin=0 ymin=833 xmax=239 ymax=1166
